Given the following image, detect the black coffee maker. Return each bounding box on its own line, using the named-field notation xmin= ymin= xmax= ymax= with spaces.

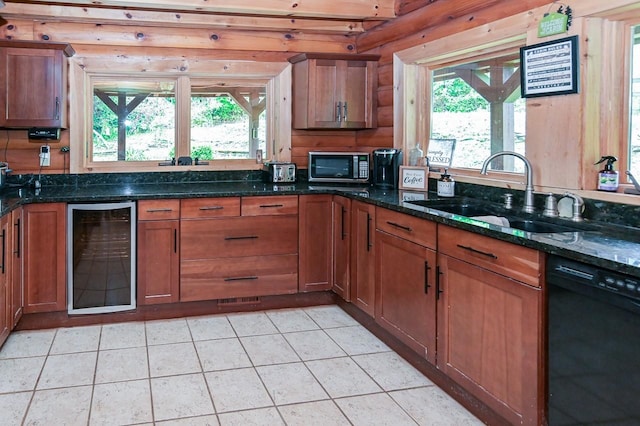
xmin=372 ymin=148 xmax=403 ymax=188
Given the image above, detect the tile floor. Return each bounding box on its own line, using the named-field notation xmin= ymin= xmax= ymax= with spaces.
xmin=0 ymin=305 xmax=483 ymax=425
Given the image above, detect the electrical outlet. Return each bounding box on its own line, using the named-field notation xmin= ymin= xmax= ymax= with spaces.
xmin=40 ymin=145 xmax=51 ymax=167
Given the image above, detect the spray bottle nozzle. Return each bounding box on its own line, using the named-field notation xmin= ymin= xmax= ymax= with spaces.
xmin=595 ymin=156 xmax=617 ymax=171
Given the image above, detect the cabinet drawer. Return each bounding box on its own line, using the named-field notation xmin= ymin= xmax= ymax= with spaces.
xmin=180 ymin=254 xmax=298 ymax=301
xmin=181 ymin=197 xmax=240 ymax=219
xmin=138 ymin=199 xmax=180 ymax=221
xmin=438 ymin=225 xmax=543 ymax=287
xmin=181 ymin=215 xmax=298 ymax=259
xmin=242 ymin=196 xmax=298 ymax=216
xmin=376 ymin=207 xmax=436 ymax=249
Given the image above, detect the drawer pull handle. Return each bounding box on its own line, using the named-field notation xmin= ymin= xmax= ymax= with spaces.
xmin=424 ymin=260 xmax=431 ymax=294
xmin=259 ymin=204 xmax=284 ymax=208
xmin=199 ymin=206 xmax=224 ymax=211
xmin=387 ymin=221 xmax=412 ymax=232
xmin=224 ymin=276 xmax=258 ymax=282
xmin=146 ymin=208 xmax=173 ymax=213
xmin=457 ymin=244 xmax=498 ymax=259
xmin=224 ymin=235 xmax=258 ymax=241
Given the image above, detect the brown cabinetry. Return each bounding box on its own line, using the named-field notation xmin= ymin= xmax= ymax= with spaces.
xmin=1 ymin=214 xmax=10 ymax=347
xmin=299 ymin=195 xmax=332 ymax=292
xmin=437 ymin=225 xmax=543 ymax=425
xmin=332 ymin=196 xmax=351 ymax=300
xmin=289 ymin=53 xmax=379 ymax=129
xmin=180 ymin=196 xmax=298 ymax=301
xmin=0 ymin=41 xmax=75 ymax=129
xmin=137 ymin=200 xmax=180 ymax=305
xmin=350 ymin=200 xmax=376 ymax=316
xmin=23 ymin=203 xmax=66 ymax=314
xmin=10 ymin=208 xmax=23 ymax=329
xmin=375 ymin=208 xmax=437 ymax=363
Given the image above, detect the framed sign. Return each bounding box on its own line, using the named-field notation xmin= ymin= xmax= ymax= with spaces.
xmin=520 ymin=35 xmax=579 ymax=98
xmin=399 ymin=166 xmax=429 ymax=192
xmin=427 ymin=138 xmax=456 ymax=171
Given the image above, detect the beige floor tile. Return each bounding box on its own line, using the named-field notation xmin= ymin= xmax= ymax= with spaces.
xmin=0 ymin=391 xmax=32 ymax=426
xmin=146 ymin=318 xmax=192 ymax=346
xmin=0 ymin=357 xmax=46 ymax=393
xmin=226 ymin=312 xmax=278 ymax=337
xmin=265 ymin=308 xmax=320 ymax=333
xmin=49 ymin=325 xmax=102 ymax=354
xmin=218 ymin=407 xmax=284 ymax=426
xmin=195 ymin=338 xmax=252 ymax=372
xmin=151 ymin=373 xmax=215 ymax=421
xmin=240 ymin=334 xmax=300 ymax=366
xmin=90 ymin=380 xmax=153 ymax=425
xmin=37 ymin=352 xmax=97 ymax=390
xmin=95 ymin=347 xmax=149 ymax=383
xmin=304 ymin=305 xmax=359 ymax=328
xmin=390 ymin=386 xmax=484 ymax=425
xmin=283 ymin=329 xmax=347 ymax=361
xmin=306 ymin=357 xmax=382 ymax=398
xmin=24 ymin=386 xmax=92 ymax=426
xmin=353 ymin=351 xmax=434 ymax=391
xmin=0 ymin=330 xmax=56 ymax=359
xmin=148 ymin=342 xmax=201 ymax=377
xmin=100 ymin=321 xmax=146 ymax=350
xmin=278 ymin=400 xmax=350 ymax=426
xmin=188 ymin=315 xmax=237 ymax=341
xmin=157 ymin=414 xmax=220 ymax=425
xmin=256 ymin=362 xmax=328 ymax=405
xmin=205 ymin=368 xmax=273 ymax=413
xmin=335 ymin=393 xmax=418 ymax=426
xmin=325 ymin=325 xmax=391 ymax=355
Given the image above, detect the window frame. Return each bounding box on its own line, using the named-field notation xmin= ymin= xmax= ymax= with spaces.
xmin=69 ymin=57 xmax=291 ymax=174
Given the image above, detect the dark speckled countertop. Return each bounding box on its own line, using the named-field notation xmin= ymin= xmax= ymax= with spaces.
xmin=2 ymin=173 xmax=639 ymax=279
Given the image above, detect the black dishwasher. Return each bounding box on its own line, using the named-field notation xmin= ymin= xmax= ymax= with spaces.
xmin=546 ymin=255 xmax=640 ymax=425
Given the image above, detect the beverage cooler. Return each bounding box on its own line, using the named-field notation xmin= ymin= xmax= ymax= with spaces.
xmin=67 ymin=202 xmax=136 ymax=315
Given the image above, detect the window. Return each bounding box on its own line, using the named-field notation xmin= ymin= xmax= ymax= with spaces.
xmin=430 ymin=52 xmax=525 ymax=172
xmin=629 ymin=24 xmax=640 ymax=179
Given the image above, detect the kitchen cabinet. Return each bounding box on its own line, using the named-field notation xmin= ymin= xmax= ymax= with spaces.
xmin=332 ymin=196 xmax=351 ymax=300
xmin=289 ymin=53 xmax=379 ymax=129
xmin=350 ymin=200 xmax=375 ymax=316
xmin=23 ymin=203 xmax=66 ymax=314
xmin=10 ymin=207 xmax=23 ymax=329
xmin=437 ymin=225 xmax=543 ymax=426
xmin=0 ymin=40 xmax=75 ymax=129
xmin=375 ymin=208 xmax=437 ymax=363
xmin=1 ymin=214 xmax=10 ymax=347
xmin=299 ymin=194 xmax=332 ymax=292
xmin=180 ymin=196 xmax=298 ymax=301
xmin=137 ymin=199 xmax=180 ymax=305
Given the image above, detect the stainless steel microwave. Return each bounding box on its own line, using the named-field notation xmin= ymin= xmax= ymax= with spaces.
xmin=308 ymin=151 xmax=370 ymax=183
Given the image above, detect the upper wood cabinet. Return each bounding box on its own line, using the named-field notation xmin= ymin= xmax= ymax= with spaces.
xmin=289 ymin=53 xmax=379 ymax=129
xmin=0 ymin=40 xmax=75 ymax=129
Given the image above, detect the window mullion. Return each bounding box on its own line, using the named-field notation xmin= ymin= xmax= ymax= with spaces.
xmin=175 ymin=76 xmax=191 ymax=159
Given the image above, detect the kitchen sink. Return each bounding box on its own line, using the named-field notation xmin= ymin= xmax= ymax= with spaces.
xmin=506 ymin=219 xmax=579 ymax=234
xmin=405 ymin=200 xmax=500 ymax=217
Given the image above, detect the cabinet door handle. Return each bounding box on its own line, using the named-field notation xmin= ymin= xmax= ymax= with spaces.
xmin=1 ymin=229 xmax=5 ymax=274
xmin=174 ymin=228 xmax=177 ymax=253
xmin=366 ymin=213 xmax=372 ymax=251
xmin=259 ymin=204 xmax=284 ymax=208
xmin=14 ymin=218 xmax=21 ymax=258
xmin=199 ymin=206 xmax=224 ymax=211
xmin=336 ymin=101 xmax=342 ymax=122
xmin=55 ymin=96 xmax=60 ymax=120
xmin=146 ymin=208 xmax=173 ymax=213
xmin=343 ymin=102 xmax=348 ymax=121
xmin=386 ymin=221 xmax=412 ymax=232
xmin=424 ymin=260 xmax=432 ymax=294
xmin=224 ymin=235 xmax=258 ymax=241
xmin=436 ymin=265 xmax=443 ymax=300
xmin=341 ymin=206 xmax=346 ymax=240
xmin=224 ymin=276 xmax=258 ymax=282
xmin=456 ymin=244 xmax=498 ymax=259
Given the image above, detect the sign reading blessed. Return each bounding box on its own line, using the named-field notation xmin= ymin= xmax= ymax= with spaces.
xmin=520 ymin=35 xmax=579 ymax=98
xmin=399 ymin=166 xmax=428 ymax=191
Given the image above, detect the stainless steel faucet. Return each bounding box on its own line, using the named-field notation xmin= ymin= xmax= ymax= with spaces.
xmin=562 ymin=192 xmax=584 ymax=222
xmin=480 ymin=151 xmax=535 ymax=214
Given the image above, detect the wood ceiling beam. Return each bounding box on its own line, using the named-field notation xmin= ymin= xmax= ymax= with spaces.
xmin=0 ymin=2 xmax=367 ymax=34
xmin=10 ymin=0 xmax=396 ymax=20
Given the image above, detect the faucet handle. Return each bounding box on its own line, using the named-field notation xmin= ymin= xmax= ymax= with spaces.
xmin=503 ymin=193 xmax=514 ymax=209
xmin=562 ymin=192 xmax=584 ymax=222
xmin=542 ymin=193 xmax=558 ymax=217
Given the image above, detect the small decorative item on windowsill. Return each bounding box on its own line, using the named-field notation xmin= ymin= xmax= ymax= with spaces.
xmin=399 ymin=166 xmax=429 ymax=192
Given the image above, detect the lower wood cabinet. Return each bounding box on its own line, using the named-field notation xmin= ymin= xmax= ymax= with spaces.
xmin=350 ymin=200 xmax=375 ymax=316
xmin=332 ymin=196 xmax=351 ymax=300
xmin=10 ymin=207 xmax=24 ymax=329
xmin=0 ymin=214 xmax=10 ymax=346
xmin=137 ymin=200 xmax=180 ymax=305
xmin=23 ymin=203 xmax=66 ymax=314
xmin=299 ymin=195 xmax=332 ymax=292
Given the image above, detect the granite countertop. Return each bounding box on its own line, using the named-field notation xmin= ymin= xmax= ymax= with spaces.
xmin=2 ymin=179 xmax=639 ymax=279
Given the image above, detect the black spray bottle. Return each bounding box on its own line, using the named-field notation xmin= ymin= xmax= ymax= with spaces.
xmin=595 ymin=156 xmax=619 ymax=192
